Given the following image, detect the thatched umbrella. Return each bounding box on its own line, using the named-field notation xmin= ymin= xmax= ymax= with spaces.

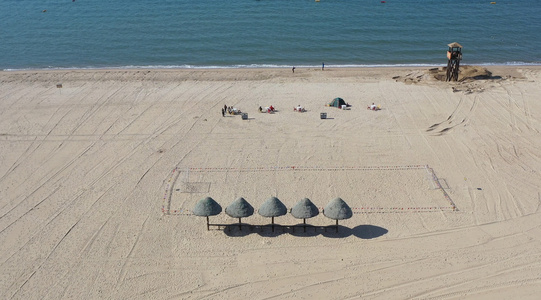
xmin=290 ymin=198 xmax=319 ymax=232
xmin=192 ymin=197 xmax=222 ymax=231
xmin=225 ymin=197 xmax=254 ymax=230
xmin=323 ymin=197 xmax=352 ymax=232
xmin=258 ymin=196 xmax=287 ymax=232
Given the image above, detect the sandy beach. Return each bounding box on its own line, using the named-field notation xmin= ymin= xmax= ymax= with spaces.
xmin=1 ymin=66 xmax=541 ymax=299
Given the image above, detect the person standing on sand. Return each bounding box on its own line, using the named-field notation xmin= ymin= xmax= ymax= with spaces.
xmin=221 ymin=108 xmax=225 ymax=117
xmin=322 ymin=62 xmax=325 ymax=71
xmin=292 ymin=67 xmax=295 ymax=73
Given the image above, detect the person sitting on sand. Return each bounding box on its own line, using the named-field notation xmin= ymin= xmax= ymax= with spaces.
xmin=269 ymin=105 xmax=274 ymax=112
xmin=368 ymin=103 xmax=378 ymax=111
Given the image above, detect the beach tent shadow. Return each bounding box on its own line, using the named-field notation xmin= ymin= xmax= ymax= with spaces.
xmin=351 ymin=225 xmax=388 ymax=239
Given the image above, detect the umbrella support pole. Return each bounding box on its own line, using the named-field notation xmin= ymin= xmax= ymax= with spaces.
xmin=336 ymin=220 xmax=339 ymax=233
xmin=239 ymin=218 xmax=242 ymax=230
xmin=303 ymin=219 xmax=306 ymax=232
xmin=206 ymin=216 xmax=210 ymax=231
xmin=272 ymin=217 xmax=275 ymax=232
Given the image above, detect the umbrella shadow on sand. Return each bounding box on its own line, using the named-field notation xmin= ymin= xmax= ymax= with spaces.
xmin=320 ymin=225 xmax=388 ymax=239
xmin=223 ymin=224 xmax=319 ymax=237
xmin=287 ymin=224 xmax=321 ymax=237
xmin=222 ymin=224 xmax=253 ymax=237
xmin=222 ymin=224 xmax=388 ymax=239
xmin=256 ymin=224 xmax=289 ymax=237
xmin=351 ymin=225 xmax=388 ymax=239
xmin=222 ymin=224 xmax=289 ymax=237
xmin=320 ymin=225 xmax=353 ymax=238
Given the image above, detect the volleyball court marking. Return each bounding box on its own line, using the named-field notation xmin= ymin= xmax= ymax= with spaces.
xmin=162 ymin=165 xmax=457 ymax=216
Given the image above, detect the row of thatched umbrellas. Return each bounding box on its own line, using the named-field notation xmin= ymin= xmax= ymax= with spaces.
xmin=193 ymin=196 xmax=353 ymax=232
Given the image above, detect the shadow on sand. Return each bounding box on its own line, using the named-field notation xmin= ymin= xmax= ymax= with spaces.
xmin=221 ymin=223 xmax=387 ymax=239
xmin=351 ymin=225 xmax=389 ymax=239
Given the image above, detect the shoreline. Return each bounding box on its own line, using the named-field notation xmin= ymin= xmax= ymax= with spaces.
xmin=3 ymin=62 xmax=541 ymax=73
xmin=2 ymin=64 xmax=540 ymax=78
xmin=2 ymin=65 xmax=538 ymax=87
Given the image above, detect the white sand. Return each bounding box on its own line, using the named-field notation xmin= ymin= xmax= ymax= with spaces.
xmin=1 ymin=66 xmax=541 ymax=299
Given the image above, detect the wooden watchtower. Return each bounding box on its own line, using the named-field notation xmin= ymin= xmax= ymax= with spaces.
xmin=446 ymin=42 xmax=462 ymax=81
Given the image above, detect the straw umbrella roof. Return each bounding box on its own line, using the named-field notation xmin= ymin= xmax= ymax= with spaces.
xmin=258 ymin=197 xmax=287 ymax=217
xmin=225 ymin=197 xmax=254 ymax=218
xmin=192 ymin=196 xmax=222 ymax=216
xmin=323 ymin=197 xmax=352 ymax=220
xmin=448 ymin=42 xmax=463 ymax=48
xmin=291 ymin=198 xmax=319 ymax=219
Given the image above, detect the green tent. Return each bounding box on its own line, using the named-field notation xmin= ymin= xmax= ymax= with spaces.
xmin=328 ymin=97 xmax=347 ymax=108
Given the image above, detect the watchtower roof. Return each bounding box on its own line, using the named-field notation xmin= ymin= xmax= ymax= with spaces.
xmin=448 ymin=42 xmax=463 ymax=48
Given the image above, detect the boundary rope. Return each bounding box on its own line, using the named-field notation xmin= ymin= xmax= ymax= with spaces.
xmin=161 ymin=165 xmax=458 ymax=215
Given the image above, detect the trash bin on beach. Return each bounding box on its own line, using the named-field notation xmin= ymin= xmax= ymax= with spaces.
xmin=320 ymin=112 xmax=327 ymax=119
xmin=241 ymin=113 xmax=248 ymax=120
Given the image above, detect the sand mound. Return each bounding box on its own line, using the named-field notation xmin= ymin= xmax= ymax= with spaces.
xmin=393 ymin=65 xmax=511 ymax=94
xmin=428 ymin=65 xmax=494 ymax=82
xmin=394 ymin=65 xmax=496 ymax=85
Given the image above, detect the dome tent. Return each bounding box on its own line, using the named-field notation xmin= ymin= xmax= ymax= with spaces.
xmin=327 ymin=97 xmax=348 ymax=108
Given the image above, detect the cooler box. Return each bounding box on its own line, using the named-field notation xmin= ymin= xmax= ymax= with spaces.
xmin=241 ymin=113 xmax=248 ymax=120
xmin=320 ymin=112 xmax=327 ymax=119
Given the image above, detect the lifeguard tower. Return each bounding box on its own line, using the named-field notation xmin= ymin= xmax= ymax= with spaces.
xmin=446 ymin=42 xmax=462 ymax=81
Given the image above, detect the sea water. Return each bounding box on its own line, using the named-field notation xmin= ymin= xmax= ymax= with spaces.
xmin=1 ymin=0 xmax=540 ymax=70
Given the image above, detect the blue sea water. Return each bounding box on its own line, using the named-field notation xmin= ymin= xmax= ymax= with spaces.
xmin=1 ymin=0 xmax=540 ymax=70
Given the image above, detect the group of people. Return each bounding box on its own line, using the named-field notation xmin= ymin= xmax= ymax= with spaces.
xmin=222 ymin=105 xmax=242 ymax=116
xmin=222 ymin=102 xmax=379 ymax=117
xmin=259 ymin=105 xmax=275 ymax=113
